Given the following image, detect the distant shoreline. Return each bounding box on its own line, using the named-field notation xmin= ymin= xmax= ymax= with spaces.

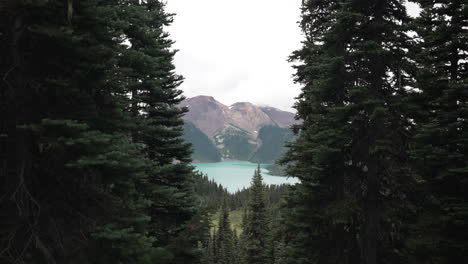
xmin=191 ymin=160 xmax=289 ymax=178
xmin=191 ymin=160 xmax=268 ymax=165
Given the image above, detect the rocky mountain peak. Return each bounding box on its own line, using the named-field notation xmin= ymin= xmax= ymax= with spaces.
xmin=259 ymin=106 xmax=297 ymax=128
xmin=179 ymin=96 xmax=229 ymax=138
xmin=180 ymin=95 xmax=297 ymax=139
xmin=227 ymin=102 xmax=275 ymax=135
xmin=180 ymin=96 xmax=298 ymax=162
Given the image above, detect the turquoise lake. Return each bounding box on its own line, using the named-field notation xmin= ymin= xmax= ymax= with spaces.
xmin=191 ymin=161 xmax=299 ymax=193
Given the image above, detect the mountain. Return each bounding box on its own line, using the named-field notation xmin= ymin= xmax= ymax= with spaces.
xmin=250 ymin=125 xmax=294 ymax=163
xmin=182 ymin=122 xmax=222 ymax=162
xmin=180 ymin=96 xmax=298 ymax=163
xmin=180 ymin=96 xmax=229 ymax=139
xmin=259 ymin=106 xmax=297 ymax=128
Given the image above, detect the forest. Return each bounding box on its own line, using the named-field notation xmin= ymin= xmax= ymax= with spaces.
xmin=0 ymin=0 xmax=467 ymax=264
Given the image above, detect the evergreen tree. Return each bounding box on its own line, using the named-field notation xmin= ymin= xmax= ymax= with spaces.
xmin=268 ymin=200 xmax=287 ymax=264
xmin=114 ymin=1 xmax=198 ymax=262
xmin=216 ymin=199 xmax=235 ymax=264
xmin=242 ymin=165 xmax=269 ymax=264
xmin=280 ymin=1 xmax=361 ymax=262
xmin=409 ymin=1 xmax=468 ymax=262
xmin=232 ymin=228 xmax=241 ymax=264
xmin=0 ymin=0 xmax=156 ymax=263
xmin=202 ymin=232 xmax=217 ymax=264
xmin=282 ymin=0 xmax=416 ymax=263
xmin=0 ymin=1 xmax=199 ymax=263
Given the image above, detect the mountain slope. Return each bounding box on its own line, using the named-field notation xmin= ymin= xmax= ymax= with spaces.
xmin=180 ymin=96 xmax=298 ymax=163
xmin=250 ymin=125 xmax=294 ymax=163
xmin=214 ymin=126 xmax=257 ymax=160
xmin=227 ymin=102 xmax=276 ymax=136
xmin=260 ymin=106 xmax=297 ymax=128
xmin=180 ymin=96 xmax=229 ymax=138
xmin=182 ymin=122 xmax=221 ymax=162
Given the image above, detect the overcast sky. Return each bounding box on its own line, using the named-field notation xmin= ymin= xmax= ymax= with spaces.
xmin=166 ymin=0 xmax=421 ymax=112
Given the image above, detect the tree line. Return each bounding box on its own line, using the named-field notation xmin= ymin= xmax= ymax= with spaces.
xmin=200 ymin=167 xmax=281 ymax=264
xmin=1 ymin=1 xmax=197 ymax=263
xmin=193 ymin=171 xmax=290 ymax=211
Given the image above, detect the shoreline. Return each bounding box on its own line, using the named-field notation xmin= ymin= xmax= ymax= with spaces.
xmin=191 ymin=160 xmax=289 ymax=178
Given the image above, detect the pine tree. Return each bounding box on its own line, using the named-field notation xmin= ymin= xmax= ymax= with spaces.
xmin=232 ymin=228 xmax=241 ymax=264
xmin=0 ymin=0 xmax=201 ymax=263
xmin=280 ymin=1 xmax=361 ymax=262
xmin=0 ymin=0 xmax=156 ymax=263
xmin=409 ymin=1 xmax=468 ymax=262
xmin=202 ymin=233 xmax=217 ymax=264
xmin=268 ymin=199 xmax=287 ymax=264
xmin=282 ymin=0 xmax=416 ymax=263
xmin=113 ymin=1 xmax=198 ymax=263
xmin=216 ymin=199 xmax=235 ymax=264
xmin=242 ymin=165 xmax=269 ymax=264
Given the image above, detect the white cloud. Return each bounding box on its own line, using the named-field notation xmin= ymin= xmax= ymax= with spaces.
xmin=166 ymin=0 xmax=303 ymax=112
xmin=166 ymin=0 xmax=422 ymax=112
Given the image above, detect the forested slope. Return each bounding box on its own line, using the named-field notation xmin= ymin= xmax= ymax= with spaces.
xmin=250 ymin=126 xmax=294 ymax=163
xmin=183 ymin=122 xmax=222 ymax=162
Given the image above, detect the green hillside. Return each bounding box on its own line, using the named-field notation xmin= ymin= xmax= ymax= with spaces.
xmin=183 ymin=122 xmax=222 ymax=162
xmin=183 ymin=122 xmax=294 ymax=163
xmin=214 ymin=127 xmax=257 ymax=161
xmin=250 ymin=125 xmax=294 ymax=163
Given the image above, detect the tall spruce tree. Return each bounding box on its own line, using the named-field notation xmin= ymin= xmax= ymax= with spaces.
xmin=216 ymin=199 xmax=236 ymax=264
xmin=232 ymin=228 xmax=242 ymax=264
xmin=114 ymin=1 xmax=197 ymax=263
xmin=0 ymin=0 xmax=200 ymax=263
xmin=409 ymin=1 xmax=468 ymax=262
xmin=0 ymin=0 xmax=157 ymax=263
xmin=242 ymin=165 xmax=269 ymax=264
xmin=202 ymin=231 xmax=217 ymax=264
xmin=282 ymin=0 xmax=416 ymax=263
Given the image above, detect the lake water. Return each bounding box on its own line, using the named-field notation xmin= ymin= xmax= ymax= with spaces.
xmin=192 ymin=161 xmax=299 ymax=193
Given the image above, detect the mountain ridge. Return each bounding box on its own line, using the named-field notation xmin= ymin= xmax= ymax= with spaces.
xmin=180 ymin=96 xmax=298 ymax=163
xmin=180 ymin=95 xmax=297 ymax=138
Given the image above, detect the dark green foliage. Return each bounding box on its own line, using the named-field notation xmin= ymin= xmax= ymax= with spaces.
xmin=202 ymin=231 xmax=218 ymax=264
xmin=193 ymin=169 xmax=291 ymax=213
xmin=265 ymin=164 xmax=287 ymax=177
xmin=281 ymin=0 xmax=416 ymax=263
xmin=193 ymin=171 xmax=230 ymax=211
xmin=0 ymin=0 xmax=199 ymax=263
xmin=215 ymin=200 xmax=236 ymax=264
xmin=229 ymin=184 xmax=290 ymax=212
xmin=251 ymin=126 xmax=294 ymax=164
xmin=3 ymin=0 xmax=466 ymax=264
xmin=183 ymin=122 xmax=222 ymax=162
xmin=232 ymin=229 xmax=242 ymax=264
xmin=408 ymin=1 xmax=468 ymax=263
xmin=113 ymin=1 xmax=198 ymax=262
xmin=215 ymin=129 xmax=257 ymax=161
xmin=196 ymin=173 xmax=291 ymax=264
xmin=241 ymin=166 xmax=270 ymax=264
xmin=0 ymin=0 xmax=158 ymax=263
